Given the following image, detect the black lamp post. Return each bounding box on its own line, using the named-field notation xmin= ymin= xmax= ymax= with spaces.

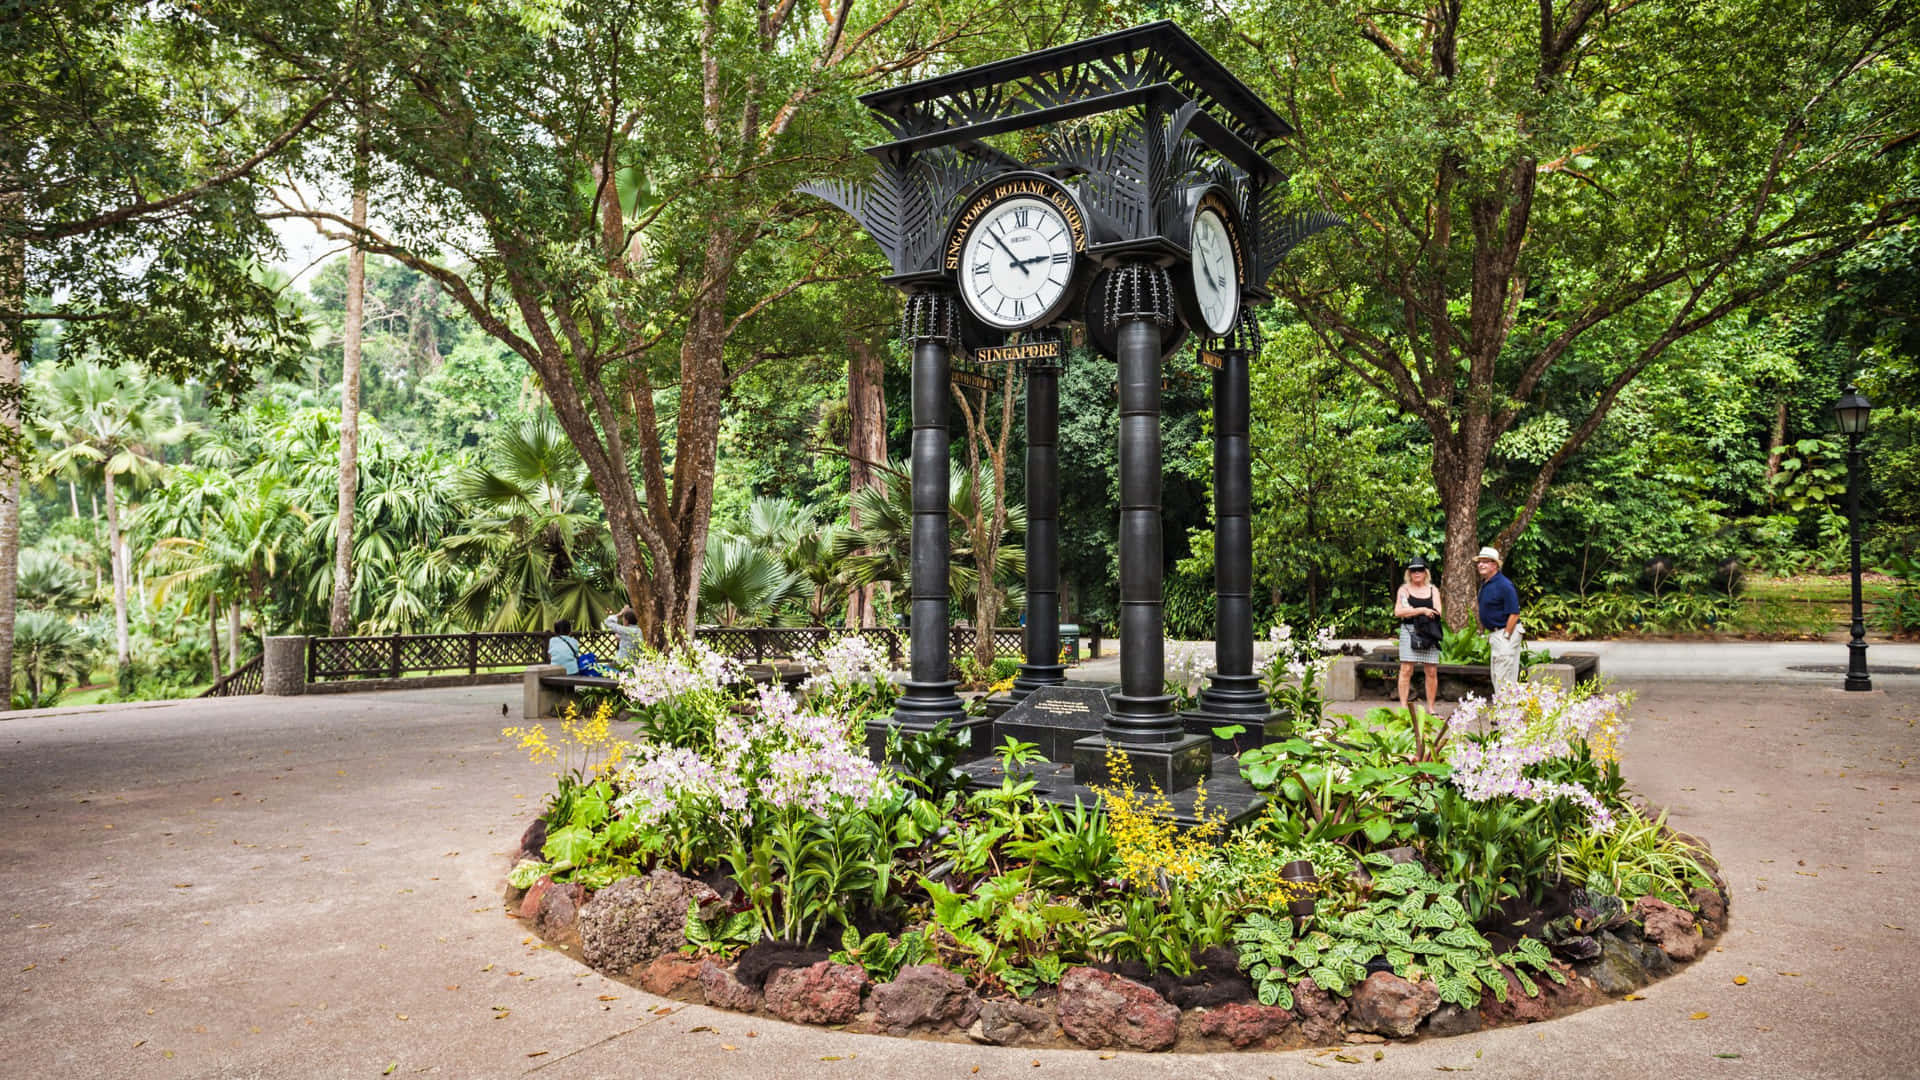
xmin=1834 ymin=383 xmax=1873 ymax=692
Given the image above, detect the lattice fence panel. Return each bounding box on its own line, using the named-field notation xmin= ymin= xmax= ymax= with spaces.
xmin=309 ymin=637 xmax=389 ymax=679
xmin=475 ymin=633 xmax=546 ymax=669
xmin=696 ymin=627 xmax=757 ymax=660
xmin=403 ymin=635 xmax=466 ymax=672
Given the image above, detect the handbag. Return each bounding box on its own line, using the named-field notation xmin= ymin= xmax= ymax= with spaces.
xmin=1410 ymin=622 xmax=1441 ymax=653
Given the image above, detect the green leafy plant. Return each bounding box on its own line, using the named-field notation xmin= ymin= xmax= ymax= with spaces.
xmin=921 ymin=871 xmax=1087 ymax=994
xmin=1439 ymin=625 xmax=1490 ymax=666
xmin=1233 ymin=857 xmax=1564 ymax=1010
xmin=1003 ymin=799 xmax=1118 ymax=890
xmin=684 ymin=899 xmax=761 ymax=958
xmin=1416 ymin=787 xmax=1561 ymax=926
xmin=1088 ymin=887 xmax=1238 ymax=977
xmin=831 ymin=927 xmax=932 ymax=982
xmin=887 ymin=718 xmax=973 ymax=801
xmin=1554 ymin=804 xmax=1715 ymax=907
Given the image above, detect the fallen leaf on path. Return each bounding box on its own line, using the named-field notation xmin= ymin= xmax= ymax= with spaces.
xmin=1098 ymin=1053 xmax=1115 ymax=1060
xmin=721 ymin=1044 xmax=738 ymax=1051
xmin=688 ymin=1025 xmax=715 ymax=1033
xmin=597 ymin=994 xmax=618 ymax=1001
xmin=382 ymin=1065 xmax=396 ymax=1076
xmin=1623 ymin=994 xmax=1644 ymax=1001
xmin=526 ymin=1051 xmax=547 ymax=1058
xmin=131 ymin=1041 xmax=144 ymax=1049
xmin=1778 ymin=971 xmax=1800 ymax=976
xmin=1732 ymin=976 xmax=1748 ymax=985
xmin=1335 ymin=1054 xmax=1361 ymax=1063
xmin=1689 ymin=1012 xmax=1710 ymax=1020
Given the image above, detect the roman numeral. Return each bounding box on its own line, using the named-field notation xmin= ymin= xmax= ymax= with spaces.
xmin=973 ymin=261 xmax=990 ymax=276
xmin=1014 ymin=208 xmax=1031 ymax=228
xmin=1013 ymin=300 xmax=1026 ymax=318
xmin=1052 ymin=251 xmax=1070 ymax=264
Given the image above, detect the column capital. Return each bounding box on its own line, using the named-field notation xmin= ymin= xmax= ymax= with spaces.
xmin=1102 ymin=263 xmax=1175 ymax=328
xmin=901 ymin=290 xmax=960 ymax=347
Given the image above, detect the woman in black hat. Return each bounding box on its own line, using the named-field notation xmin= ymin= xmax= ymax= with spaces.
xmin=1393 ymin=556 xmax=1444 ymax=717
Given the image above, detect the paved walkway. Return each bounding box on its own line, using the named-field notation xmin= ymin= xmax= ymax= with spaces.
xmin=2 ymin=675 xmax=1916 ymax=1078
xmin=1073 ymin=639 xmax=1920 ymax=685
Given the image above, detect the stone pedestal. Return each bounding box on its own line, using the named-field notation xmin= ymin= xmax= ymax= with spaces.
xmin=261 ymin=635 xmax=309 ymax=696
xmin=524 ymin=664 xmax=566 ymax=719
xmin=1527 ymin=662 xmax=1577 ymax=690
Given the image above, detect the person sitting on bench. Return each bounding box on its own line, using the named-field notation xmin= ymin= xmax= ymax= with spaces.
xmin=548 ymin=619 xmax=597 ymax=676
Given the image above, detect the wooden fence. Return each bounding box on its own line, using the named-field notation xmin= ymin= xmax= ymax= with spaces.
xmin=200 ymin=654 xmax=264 ymax=698
xmin=303 ymin=625 xmax=1035 ymax=682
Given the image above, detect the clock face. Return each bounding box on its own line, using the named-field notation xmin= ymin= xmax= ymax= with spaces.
xmin=957 ymin=196 xmax=1077 ymax=330
xmin=1191 ymin=207 xmax=1239 ymax=336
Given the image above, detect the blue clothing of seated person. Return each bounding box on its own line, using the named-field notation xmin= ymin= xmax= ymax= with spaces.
xmin=548 ymin=619 xmax=586 ymax=675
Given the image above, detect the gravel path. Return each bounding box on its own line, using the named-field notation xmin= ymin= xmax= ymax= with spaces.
xmin=1 ymin=677 xmax=1914 ymax=1079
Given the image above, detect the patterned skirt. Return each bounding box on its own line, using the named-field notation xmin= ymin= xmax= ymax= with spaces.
xmin=1399 ymin=623 xmax=1440 ymax=665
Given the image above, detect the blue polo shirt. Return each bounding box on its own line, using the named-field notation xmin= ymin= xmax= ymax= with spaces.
xmin=1477 ymin=572 xmax=1520 ymax=631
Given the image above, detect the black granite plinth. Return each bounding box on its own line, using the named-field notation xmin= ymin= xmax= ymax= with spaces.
xmin=1071 ymin=731 xmax=1213 ymax=794
xmin=1180 ymin=708 xmax=1292 ymax=755
xmin=864 ymin=715 xmax=994 ymax=764
xmin=957 ymin=752 xmax=1266 ymax=829
xmin=992 ymin=684 xmax=1111 ymax=762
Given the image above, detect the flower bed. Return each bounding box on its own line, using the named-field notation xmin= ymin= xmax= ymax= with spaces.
xmin=500 ymin=639 xmax=1726 ymax=1051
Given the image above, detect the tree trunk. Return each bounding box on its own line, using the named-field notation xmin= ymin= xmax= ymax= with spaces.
xmin=1434 ymin=442 xmax=1487 ymax=631
xmin=0 ymin=165 xmax=22 ymax=694
xmin=1763 ymin=393 xmax=1788 ymax=482
xmin=68 ymin=480 xmax=78 ymax=518
xmin=209 ymin=602 xmax=223 ymax=681
xmin=329 ymin=131 xmax=368 ymax=636
xmin=844 ymin=333 xmax=886 ymax=628
xmin=651 ymin=226 xmax=737 ymax=639
xmin=229 ymin=603 xmax=240 ymax=663
xmin=104 ymin=471 xmax=130 ymax=667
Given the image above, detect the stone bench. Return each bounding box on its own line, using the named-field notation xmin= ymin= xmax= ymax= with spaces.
xmin=522 ymin=661 xmax=812 ymax=718
xmin=1326 ymin=650 xmax=1600 ymax=703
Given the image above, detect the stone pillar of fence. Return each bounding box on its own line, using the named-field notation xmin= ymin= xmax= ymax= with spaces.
xmin=262 ymin=635 xmax=310 ymax=696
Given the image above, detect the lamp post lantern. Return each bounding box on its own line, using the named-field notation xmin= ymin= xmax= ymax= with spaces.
xmin=1834 ymin=383 xmax=1873 ymax=692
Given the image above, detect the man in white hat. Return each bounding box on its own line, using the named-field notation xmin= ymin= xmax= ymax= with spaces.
xmin=1473 ymin=546 xmax=1522 ymax=689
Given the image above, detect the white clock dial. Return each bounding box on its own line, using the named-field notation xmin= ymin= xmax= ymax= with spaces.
xmin=1191 ymin=207 xmax=1239 ymax=336
xmin=958 ymin=196 xmax=1076 ymax=330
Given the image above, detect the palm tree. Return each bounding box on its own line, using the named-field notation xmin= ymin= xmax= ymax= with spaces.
xmin=15 ymin=548 xmax=88 ymax=610
xmin=12 ymin=608 xmax=97 ymax=707
xmin=698 ymin=533 xmax=803 ymax=626
xmin=842 ymin=458 xmax=1026 ymax=617
xmin=33 ymin=363 xmax=191 ymax=670
xmin=146 ymin=469 xmax=308 ymax=674
xmin=441 ymin=414 xmax=619 ymax=630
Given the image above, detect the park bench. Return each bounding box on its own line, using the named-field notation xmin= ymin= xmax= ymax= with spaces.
xmin=1328 ymin=648 xmax=1600 ymax=703
xmin=523 ymin=661 xmax=810 ymax=718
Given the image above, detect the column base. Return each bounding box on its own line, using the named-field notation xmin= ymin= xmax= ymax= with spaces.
xmin=1196 ymin=673 xmax=1271 ymax=715
xmin=1010 ymin=663 xmax=1068 ymax=699
xmin=1072 ymin=731 xmax=1213 ymax=794
xmin=864 ymin=713 xmax=993 ymax=764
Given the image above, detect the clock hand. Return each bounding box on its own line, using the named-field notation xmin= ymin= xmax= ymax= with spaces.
xmin=987 ymin=231 xmax=1030 ymax=275
xmin=1014 ymin=252 xmax=1055 ymax=268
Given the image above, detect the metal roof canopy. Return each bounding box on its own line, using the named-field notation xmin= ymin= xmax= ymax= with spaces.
xmin=859 ymin=21 xmax=1291 ymax=181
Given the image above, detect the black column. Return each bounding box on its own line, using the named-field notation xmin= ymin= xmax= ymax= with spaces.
xmin=1074 ymin=265 xmax=1211 ymax=794
xmin=1012 ymin=345 xmax=1064 ymax=700
xmin=1109 ymin=311 xmax=1177 ymax=741
xmin=873 ymin=291 xmax=977 ymax=757
xmin=1193 ymin=319 xmax=1277 ymax=730
xmin=1845 ymin=434 xmax=1872 ymax=692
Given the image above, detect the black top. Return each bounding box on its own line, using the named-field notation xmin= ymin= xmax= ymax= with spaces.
xmin=1401 ymin=591 xmax=1436 ymax=628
